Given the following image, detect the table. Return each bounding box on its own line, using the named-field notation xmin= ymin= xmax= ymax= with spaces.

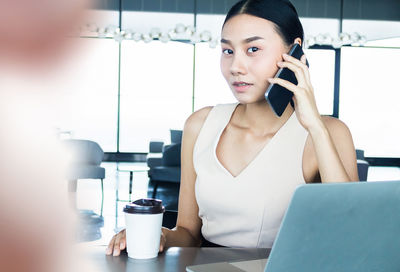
xmin=84 ymin=246 xmax=270 ymax=272
xmin=117 ymin=165 xmax=150 ymax=202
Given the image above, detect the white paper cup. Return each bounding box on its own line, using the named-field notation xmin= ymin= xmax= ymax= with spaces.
xmin=123 ymin=198 xmax=165 ymax=259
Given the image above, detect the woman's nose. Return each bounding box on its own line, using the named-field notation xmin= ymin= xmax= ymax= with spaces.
xmin=230 ymin=54 xmax=247 ymax=75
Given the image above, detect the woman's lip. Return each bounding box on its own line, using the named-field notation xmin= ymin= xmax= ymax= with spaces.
xmin=233 ymin=83 xmax=253 ymax=93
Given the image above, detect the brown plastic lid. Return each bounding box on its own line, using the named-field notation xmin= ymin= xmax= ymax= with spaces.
xmin=123 ymin=198 xmax=165 ymax=214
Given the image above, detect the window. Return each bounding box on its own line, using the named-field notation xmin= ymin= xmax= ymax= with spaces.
xmin=55 ymin=38 xmax=119 ymax=152
xmin=304 ymin=48 xmax=335 ymax=115
xmin=340 ymin=46 xmax=400 ymax=157
xmin=194 ymin=42 xmax=236 ymax=110
xmin=119 ymin=40 xmax=193 ymax=152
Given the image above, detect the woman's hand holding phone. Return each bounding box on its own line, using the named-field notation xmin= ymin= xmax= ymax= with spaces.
xmin=267 ymin=53 xmax=323 ymax=133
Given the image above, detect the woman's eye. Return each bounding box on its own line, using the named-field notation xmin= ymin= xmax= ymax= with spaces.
xmin=222 ymin=49 xmax=233 ymax=55
xmin=247 ymin=47 xmax=259 ymax=53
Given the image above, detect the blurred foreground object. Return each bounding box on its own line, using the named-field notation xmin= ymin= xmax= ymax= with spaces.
xmin=0 ymin=99 xmax=75 ymax=272
xmin=0 ymin=0 xmax=91 ymax=68
xmin=0 ymin=0 xmax=97 ymax=271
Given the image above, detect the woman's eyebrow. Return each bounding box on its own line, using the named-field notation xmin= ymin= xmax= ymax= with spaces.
xmin=220 ymin=36 xmax=264 ymax=45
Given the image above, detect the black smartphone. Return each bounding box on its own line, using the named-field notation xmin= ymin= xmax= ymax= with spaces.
xmin=265 ymin=43 xmax=309 ymax=117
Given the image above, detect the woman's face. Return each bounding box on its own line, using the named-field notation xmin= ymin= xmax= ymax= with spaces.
xmin=220 ymin=14 xmax=290 ymax=104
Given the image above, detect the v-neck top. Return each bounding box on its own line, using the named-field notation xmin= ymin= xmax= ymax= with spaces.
xmin=193 ymin=103 xmax=308 ymax=248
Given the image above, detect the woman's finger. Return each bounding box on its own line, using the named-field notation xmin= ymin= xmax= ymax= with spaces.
xmin=283 ymin=53 xmax=307 ymax=69
xmin=301 ymin=54 xmax=307 ymax=64
xmin=267 ymin=77 xmax=299 ymax=94
xmin=283 ymin=53 xmax=311 ymax=86
xmin=119 ymin=229 xmax=126 ymax=250
xmin=106 ymin=235 xmax=116 ymax=255
xmin=159 ymin=232 xmax=166 ymax=252
xmin=119 ymin=238 xmax=126 ymax=250
xmin=299 ymin=54 xmax=312 ymax=85
xmin=277 ymin=60 xmax=307 ymax=87
xmin=113 ymin=234 xmax=122 ymax=256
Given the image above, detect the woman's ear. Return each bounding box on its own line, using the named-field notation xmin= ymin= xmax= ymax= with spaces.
xmin=294 ymin=37 xmax=302 ymax=47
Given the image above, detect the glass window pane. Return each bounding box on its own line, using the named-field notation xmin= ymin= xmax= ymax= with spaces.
xmin=343 ymin=20 xmax=400 ymax=44
xmin=122 ymin=11 xmax=194 ymax=35
xmin=196 ymin=14 xmax=224 ymax=43
xmin=340 ymin=46 xmax=400 ymax=157
xmin=194 ymin=14 xmax=235 ymax=110
xmin=304 ymin=48 xmax=335 ymax=115
xmin=365 ymin=37 xmax=400 ymax=48
xmin=301 ymin=18 xmax=340 ymax=40
xmin=119 ymin=40 xmax=193 ymax=152
xmin=55 ymin=38 xmax=119 ymax=152
xmin=194 ymin=42 xmax=236 ymax=110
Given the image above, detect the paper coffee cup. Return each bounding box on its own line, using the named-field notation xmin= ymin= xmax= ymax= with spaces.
xmin=123 ymin=198 xmax=165 ymax=259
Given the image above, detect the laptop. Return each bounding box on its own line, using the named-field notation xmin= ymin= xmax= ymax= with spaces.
xmin=187 ymin=180 xmax=400 ymax=272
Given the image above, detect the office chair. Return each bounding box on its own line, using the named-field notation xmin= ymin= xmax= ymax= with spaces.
xmin=148 ymin=130 xmax=182 ymax=199
xmin=147 ymin=141 xmax=164 ymax=178
xmin=356 ymin=149 xmax=369 ymax=181
xmin=63 ymin=139 xmax=105 ymax=216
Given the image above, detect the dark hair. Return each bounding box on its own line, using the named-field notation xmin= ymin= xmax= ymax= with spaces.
xmin=223 ymin=0 xmax=304 ymax=47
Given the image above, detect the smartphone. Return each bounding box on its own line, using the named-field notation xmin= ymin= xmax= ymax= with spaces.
xmin=265 ymin=43 xmax=309 ymax=117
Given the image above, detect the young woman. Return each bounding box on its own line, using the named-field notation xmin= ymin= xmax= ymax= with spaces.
xmin=106 ymin=0 xmax=358 ymax=256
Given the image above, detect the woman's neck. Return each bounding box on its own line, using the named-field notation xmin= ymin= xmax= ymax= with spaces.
xmin=232 ymin=100 xmax=294 ymax=136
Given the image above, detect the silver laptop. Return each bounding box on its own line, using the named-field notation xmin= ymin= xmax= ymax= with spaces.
xmin=187 ymin=180 xmax=400 ymax=272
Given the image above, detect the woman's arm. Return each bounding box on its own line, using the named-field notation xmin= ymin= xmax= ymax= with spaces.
xmin=268 ymin=53 xmax=358 ymax=183
xmin=160 ymin=106 xmax=213 ymax=250
xmin=307 ymin=116 xmax=359 ymax=182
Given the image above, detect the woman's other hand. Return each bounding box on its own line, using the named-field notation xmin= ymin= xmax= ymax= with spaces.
xmin=105 ymin=228 xmax=167 ymax=256
xmin=106 ymin=229 xmax=126 ymax=256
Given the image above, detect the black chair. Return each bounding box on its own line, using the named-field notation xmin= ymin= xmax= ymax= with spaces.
xmin=146 ymin=141 xmax=164 ymax=177
xmin=148 ymin=130 xmax=182 ymax=199
xmin=356 ymin=149 xmax=369 ymax=182
xmin=63 ymin=139 xmax=106 ymax=216
xmin=150 ymin=142 xmax=181 ymax=198
xmin=62 ymin=139 xmax=105 ymax=242
xmin=170 ymin=129 xmax=182 ymax=144
xmin=162 ymin=210 xmax=178 ymax=229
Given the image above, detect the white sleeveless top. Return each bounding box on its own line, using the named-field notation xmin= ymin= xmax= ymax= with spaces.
xmin=193 ymin=103 xmax=308 ymax=248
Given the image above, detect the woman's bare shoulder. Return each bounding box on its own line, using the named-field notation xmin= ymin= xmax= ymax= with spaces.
xmin=183 ymin=106 xmax=213 ymax=137
xmin=320 ymin=115 xmax=351 ymax=136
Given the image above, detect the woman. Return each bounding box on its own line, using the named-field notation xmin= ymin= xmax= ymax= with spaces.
xmin=107 ymin=0 xmax=358 ymax=256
